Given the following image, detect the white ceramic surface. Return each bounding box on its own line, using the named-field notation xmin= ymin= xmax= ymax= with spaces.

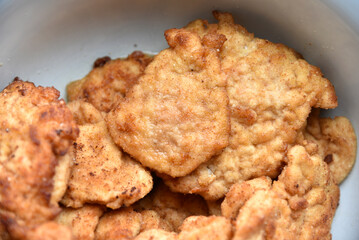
xmin=0 ymin=0 xmax=358 ymax=239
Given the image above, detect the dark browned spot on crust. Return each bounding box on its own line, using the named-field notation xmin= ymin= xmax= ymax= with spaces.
xmin=29 ymin=125 xmax=40 ymax=145
xmin=176 ymin=33 xmax=189 ymax=46
xmin=12 ymin=76 xmax=22 ymax=82
xmin=289 ymin=197 xmax=308 ymax=211
xmin=165 ymin=29 xmax=191 ymax=48
xmin=93 ymin=56 xmax=111 ymax=69
xmin=83 ymin=89 xmax=90 ymax=99
xmin=231 ymin=107 xmax=257 ymax=125
xmin=202 ymin=33 xmax=227 ymax=50
xmin=324 ymin=154 xmax=333 ymax=164
xmin=129 ymin=51 xmax=153 ymax=67
xmin=129 ymin=51 xmax=145 ymax=59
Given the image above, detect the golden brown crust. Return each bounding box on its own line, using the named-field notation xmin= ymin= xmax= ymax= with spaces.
xmin=139 ymin=210 xmax=173 ymax=233
xmin=56 ymin=205 xmax=104 ymax=240
xmin=223 ymin=145 xmax=339 ymax=240
xmin=134 ymin=229 xmax=177 ymax=240
xmin=164 ymin=11 xmax=338 ymax=199
xmin=26 ymin=222 xmax=73 ymax=240
xmin=95 ymin=208 xmax=142 ymax=240
xmin=67 ymin=51 xmax=152 ymax=113
xmin=62 ymin=101 xmax=153 ymax=209
xmin=134 ymin=216 xmax=232 ymax=240
xmin=221 ymin=177 xmax=272 ymax=220
xmin=0 ymin=80 xmax=78 ymax=239
xmin=296 ymin=109 xmax=357 ymax=184
xmin=51 ymin=148 xmax=74 ymax=206
xmin=94 ymin=208 xmax=173 ymax=240
xmin=106 ymin=28 xmax=230 ymax=177
xmin=178 ymin=216 xmax=232 ymax=240
xmin=134 ymin=180 xmax=209 ymax=232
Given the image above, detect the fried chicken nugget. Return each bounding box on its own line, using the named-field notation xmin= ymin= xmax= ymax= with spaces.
xmin=134 ymin=216 xmax=232 ymax=240
xmin=106 ymin=28 xmax=230 ymax=177
xmin=221 ymin=176 xmax=272 ymax=220
xmin=67 ymin=51 xmax=153 ymax=112
xmin=133 ymin=180 xmax=209 ymax=232
xmin=296 ymin=109 xmax=357 ymax=184
xmin=164 ymin=11 xmax=338 ymax=199
xmin=61 ymin=101 xmax=153 ymax=209
xmin=223 ymin=145 xmax=339 ymax=240
xmin=94 ymin=207 xmax=172 ymax=240
xmin=0 ymin=80 xmax=78 ymax=239
xmin=56 ymin=205 xmax=104 ymax=240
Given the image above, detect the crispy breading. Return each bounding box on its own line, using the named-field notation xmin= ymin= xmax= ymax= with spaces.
xmin=134 ymin=229 xmax=177 ymax=240
xmin=223 ymin=145 xmax=339 ymax=240
xmin=139 ymin=210 xmax=172 ymax=233
xmin=26 ymin=222 xmax=73 ymax=240
xmin=0 ymin=80 xmax=78 ymax=239
xmin=67 ymin=51 xmax=153 ymax=112
xmin=94 ymin=208 xmax=172 ymax=240
xmin=163 ymin=11 xmax=338 ymax=199
xmin=296 ymin=109 xmax=357 ymax=184
xmin=133 ymin=180 xmax=209 ymax=232
xmin=221 ymin=176 xmax=272 ymax=220
xmin=95 ymin=208 xmax=141 ymax=240
xmin=134 ymin=216 xmax=232 ymax=240
xmin=56 ymin=205 xmax=104 ymax=240
xmin=61 ymin=101 xmax=153 ymax=209
xmin=178 ymin=216 xmax=232 ymax=240
xmin=51 ymin=148 xmax=74 ymax=205
xmin=106 ymin=28 xmax=230 ymax=177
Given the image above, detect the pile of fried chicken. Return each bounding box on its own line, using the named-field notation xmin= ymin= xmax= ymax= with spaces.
xmin=0 ymin=12 xmax=357 ymax=240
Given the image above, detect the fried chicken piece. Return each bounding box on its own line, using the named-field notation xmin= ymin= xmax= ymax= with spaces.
xmin=178 ymin=216 xmax=232 ymax=240
xmin=134 ymin=216 xmax=232 ymax=240
xmin=223 ymin=145 xmax=339 ymax=240
xmin=61 ymin=101 xmax=153 ymax=209
xmin=106 ymin=28 xmax=230 ymax=177
xmin=94 ymin=207 xmax=173 ymax=240
xmin=221 ymin=176 xmax=272 ymax=220
xmin=139 ymin=210 xmax=173 ymax=233
xmin=163 ymin=11 xmax=338 ymax=199
xmin=0 ymin=80 xmax=78 ymax=239
xmin=94 ymin=208 xmax=141 ymax=240
xmin=67 ymin=51 xmax=153 ymax=112
xmin=133 ymin=180 xmax=209 ymax=232
xmin=26 ymin=222 xmax=73 ymax=240
xmin=56 ymin=205 xmax=104 ymax=240
xmin=296 ymin=109 xmax=357 ymax=184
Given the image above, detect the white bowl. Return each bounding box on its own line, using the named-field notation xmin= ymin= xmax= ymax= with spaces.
xmin=0 ymin=0 xmax=358 ymax=239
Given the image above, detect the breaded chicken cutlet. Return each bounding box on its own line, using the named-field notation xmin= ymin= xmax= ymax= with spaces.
xmin=134 ymin=216 xmax=232 ymax=240
xmin=296 ymin=109 xmax=357 ymax=184
xmin=57 ymin=180 xmax=210 ymax=240
xmin=61 ymin=101 xmax=153 ymax=209
xmin=67 ymin=51 xmax=152 ymax=113
xmin=163 ymin=11 xmax=338 ymax=200
xmin=56 ymin=205 xmax=105 ymax=240
xmin=0 ymin=79 xmax=78 ymax=239
xmin=133 ymin=180 xmax=209 ymax=232
xmin=221 ymin=145 xmax=339 ymax=240
xmin=106 ymin=28 xmax=230 ymax=177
